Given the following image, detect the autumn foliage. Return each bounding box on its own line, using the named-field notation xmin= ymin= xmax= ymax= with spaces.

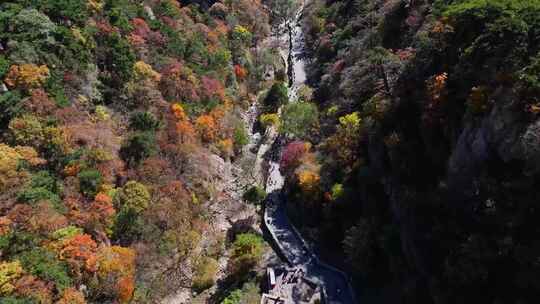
xmin=160 ymin=61 xmax=200 ymax=102
xmin=58 ymin=234 xmax=98 ymax=275
xmin=133 ymin=61 xmax=161 ymax=82
xmin=0 ymin=0 xmax=272 ymax=301
xmin=96 ymin=246 xmax=136 ymax=303
xmin=234 ymin=64 xmax=248 ymax=79
xmin=280 ymin=141 xmax=311 ymax=174
xmin=171 ymin=103 xmax=188 ymax=121
xmin=196 ymin=114 xmax=218 ymax=142
xmin=56 ymin=288 xmax=87 ymax=304
xmin=4 ymin=64 xmax=50 ymax=89
xmin=0 ymin=261 xmax=24 ymax=296
xmin=297 ymin=170 xmax=320 ymax=194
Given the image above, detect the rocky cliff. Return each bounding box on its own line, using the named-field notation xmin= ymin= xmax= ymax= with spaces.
xmin=285 ymin=0 xmax=540 ymax=302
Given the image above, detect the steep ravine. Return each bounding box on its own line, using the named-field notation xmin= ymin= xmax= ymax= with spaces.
xmin=254 ymin=1 xmax=358 ymax=303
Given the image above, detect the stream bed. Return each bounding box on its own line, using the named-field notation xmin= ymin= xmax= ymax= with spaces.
xmin=253 ymin=1 xmax=358 ymax=303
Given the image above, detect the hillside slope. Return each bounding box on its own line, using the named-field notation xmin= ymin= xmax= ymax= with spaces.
xmin=277 ymin=0 xmax=540 ymax=303
xmin=0 ymin=0 xmax=281 ymax=303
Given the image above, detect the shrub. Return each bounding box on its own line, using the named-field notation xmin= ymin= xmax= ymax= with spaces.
xmin=78 ymin=169 xmax=103 ymax=198
xmin=195 ymin=115 xmax=217 ymax=142
xmin=133 ymin=61 xmax=161 ymax=82
xmin=343 ymin=219 xmax=377 ymax=275
xmin=221 ymin=282 xmax=260 ymax=304
xmin=9 ymin=8 xmax=57 ymax=41
xmin=51 ymin=226 xmax=83 ymax=240
xmin=263 ymin=82 xmax=288 ymax=113
xmin=163 ymin=27 xmax=187 ymax=58
xmin=242 ymin=186 xmax=266 ymax=204
xmin=56 ymin=288 xmax=86 ymax=304
xmin=0 ymin=90 xmax=23 ymax=129
xmin=88 ymin=0 xmax=104 ymax=13
xmin=329 ymin=183 xmax=344 ymax=201
xmin=44 ymin=70 xmax=70 ymax=107
xmin=115 ymin=181 xmax=150 ymax=213
xmin=520 ymin=53 xmax=540 ymax=91
xmin=232 ymin=25 xmax=252 ymax=45
xmin=192 ymin=257 xmax=219 ymax=293
xmin=1 ymin=144 xmax=45 ymax=189
xmin=0 ymin=231 xmax=42 ymax=258
xmin=97 ymin=32 xmax=135 ymax=85
xmin=54 ymin=24 xmax=94 ymax=67
xmin=208 ymin=48 xmax=232 ymax=72
xmin=0 ymin=297 xmax=35 ymax=304
xmin=113 ymin=207 xmax=145 ymax=243
xmin=210 ymin=2 xmax=229 ymax=19
xmin=221 ymin=289 xmax=242 ymax=304
xmin=154 ymin=0 xmax=181 ymax=18
xmin=234 ymin=64 xmax=248 ymax=80
xmin=129 ymin=112 xmax=160 ymax=131
xmin=217 ymin=138 xmax=234 ymax=158
xmin=297 ymin=85 xmax=314 ymax=102
xmin=29 ymin=171 xmax=58 ymax=192
xmin=8 ymin=114 xmax=44 ymax=147
xmin=280 ymin=141 xmax=310 ymax=173
xmin=0 ymin=55 xmax=10 ymax=77
xmin=280 ymin=102 xmax=318 ymax=138
xmin=326 ymin=105 xmax=339 ymax=116
xmin=233 ymin=123 xmax=249 ymax=150
xmin=17 ymin=187 xmax=61 ymax=208
xmin=18 ymin=247 xmax=72 ymax=291
xmin=58 ymin=234 xmax=98 ymax=274
xmin=259 ymin=113 xmax=279 ymax=127
xmin=87 ymin=148 xmax=113 ymax=164
xmin=339 ymin=112 xmax=361 ymax=130
xmin=94 ymin=105 xmax=110 ymax=121
xmin=229 ymin=233 xmax=264 ymax=277
xmin=297 ymin=170 xmax=321 ymax=194
xmin=325 ymin=112 xmax=363 ymax=168
xmin=171 ymin=103 xmax=187 ymax=121
xmin=106 ymin=6 xmax=133 ymax=32
xmin=95 ymin=246 xmax=136 ymax=303
xmin=119 ymin=132 xmax=156 ymax=166
xmin=4 ymin=64 xmax=50 ymax=90
xmin=0 ymin=260 xmax=24 ymax=296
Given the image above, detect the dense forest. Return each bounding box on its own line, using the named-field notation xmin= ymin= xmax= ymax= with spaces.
xmin=280 ymin=0 xmax=540 ymax=303
xmin=0 ymin=0 xmax=279 ymax=303
xmin=2 ymin=0 xmax=540 ymax=303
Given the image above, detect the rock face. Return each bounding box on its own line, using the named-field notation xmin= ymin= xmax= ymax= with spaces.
xmin=447 ymin=90 xmax=527 ymax=198
xmin=297 ymin=0 xmax=540 ymax=302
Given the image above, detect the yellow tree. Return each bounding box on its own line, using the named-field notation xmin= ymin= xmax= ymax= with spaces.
xmin=4 ymin=64 xmax=50 ymax=90
xmin=96 ymin=246 xmax=136 ymax=303
xmin=325 ymin=112 xmax=363 ymax=171
xmin=0 ymin=144 xmax=45 ymax=189
xmin=0 ymin=261 xmax=24 ymax=296
xmin=196 ymin=115 xmax=217 ymax=142
xmin=133 ymin=61 xmax=161 ymax=83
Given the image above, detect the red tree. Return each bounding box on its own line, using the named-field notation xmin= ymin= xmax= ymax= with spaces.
xmin=200 ymin=76 xmax=225 ymax=102
xmin=280 ymin=141 xmax=310 ymax=174
xmin=160 ymin=61 xmax=200 ymax=102
xmin=234 ymin=65 xmax=248 ymax=80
